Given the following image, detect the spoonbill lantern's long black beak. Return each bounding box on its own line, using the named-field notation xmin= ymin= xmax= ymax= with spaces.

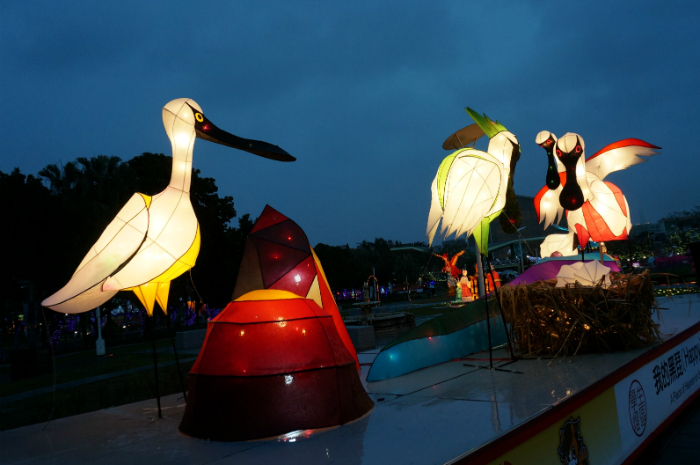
xmin=188 ymin=104 xmax=295 ymax=162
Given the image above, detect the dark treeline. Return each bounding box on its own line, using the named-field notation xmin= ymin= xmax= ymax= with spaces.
xmin=0 ymin=153 xmax=253 ymax=322
xmin=1 ymin=154 xmax=473 ymax=329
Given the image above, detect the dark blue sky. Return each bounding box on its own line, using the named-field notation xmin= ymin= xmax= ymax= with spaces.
xmin=2 ymin=1 xmax=698 ymax=246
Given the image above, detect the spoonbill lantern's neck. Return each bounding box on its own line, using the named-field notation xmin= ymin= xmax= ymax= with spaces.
xmin=163 ymin=98 xmax=200 ymax=194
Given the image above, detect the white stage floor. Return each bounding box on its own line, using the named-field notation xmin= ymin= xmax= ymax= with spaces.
xmin=1 ymin=295 xmax=698 ymax=465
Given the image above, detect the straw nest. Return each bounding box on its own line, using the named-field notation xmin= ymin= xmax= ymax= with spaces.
xmin=499 ymin=270 xmax=661 ymax=360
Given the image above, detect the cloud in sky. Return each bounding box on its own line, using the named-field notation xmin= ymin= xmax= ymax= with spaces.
xmin=1 ymin=0 xmax=698 ymax=246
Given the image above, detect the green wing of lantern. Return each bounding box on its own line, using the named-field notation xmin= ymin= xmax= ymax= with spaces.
xmin=427 ymin=149 xmax=502 ymax=253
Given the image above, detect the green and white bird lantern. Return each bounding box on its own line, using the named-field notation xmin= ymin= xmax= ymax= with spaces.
xmin=426 ymin=108 xmax=521 ymax=255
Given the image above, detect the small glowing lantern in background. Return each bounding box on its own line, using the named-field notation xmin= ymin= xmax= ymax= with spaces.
xmin=179 ymin=290 xmax=373 ymax=441
xmin=41 ymin=99 xmax=294 ymax=316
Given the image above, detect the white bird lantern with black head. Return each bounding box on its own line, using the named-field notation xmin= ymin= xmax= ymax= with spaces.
xmin=534 ymin=130 xmax=660 ymax=257
xmin=42 ymin=99 xmax=294 ymax=315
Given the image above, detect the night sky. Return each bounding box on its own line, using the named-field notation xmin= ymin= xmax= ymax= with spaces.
xmin=2 ymin=1 xmax=698 ymax=247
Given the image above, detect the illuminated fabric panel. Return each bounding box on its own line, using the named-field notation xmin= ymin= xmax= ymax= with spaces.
xmin=269 ymin=255 xmax=316 ymax=296
xmin=181 ymin=291 xmax=372 ymax=441
xmin=193 ymin=318 xmax=349 ymax=376
xmin=305 ymin=275 xmax=322 ymax=307
xmin=231 ymin=241 xmax=264 ymax=300
xmin=191 ymin=292 xmax=356 ymax=376
xmin=586 ymin=138 xmax=661 ymax=181
xmin=252 ymin=237 xmax=310 ymax=288
xmin=314 ymin=257 xmax=359 ymax=366
xmin=211 ymin=293 xmax=321 ymax=323
xmin=604 ymin=181 xmax=627 ymax=216
xmin=250 ymin=204 xmax=288 ymax=233
xmin=581 ymin=201 xmax=628 ymax=243
xmin=41 ymin=193 xmax=149 ymax=313
xmin=231 ymin=205 xmax=360 ymax=371
xmin=252 ymin=218 xmax=310 ymax=252
xmin=575 ymin=223 xmax=591 ymax=248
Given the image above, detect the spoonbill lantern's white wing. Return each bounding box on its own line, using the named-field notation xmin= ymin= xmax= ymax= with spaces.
xmin=41 ymin=193 xmax=150 ymax=313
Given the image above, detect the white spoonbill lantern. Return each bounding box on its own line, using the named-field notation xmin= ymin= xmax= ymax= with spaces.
xmin=426 ymin=108 xmax=521 ymax=255
xmin=534 ymin=131 xmax=660 ymax=258
xmin=42 ymin=98 xmax=294 ymax=316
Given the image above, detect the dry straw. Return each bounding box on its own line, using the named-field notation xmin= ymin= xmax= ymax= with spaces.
xmin=500 ymin=270 xmax=661 ymax=362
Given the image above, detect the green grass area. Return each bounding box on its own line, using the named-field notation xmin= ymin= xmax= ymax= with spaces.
xmin=0 ymin=339 xmax=182 ymax=398
xmin=0 ymin=360 xmax=194 ymax=431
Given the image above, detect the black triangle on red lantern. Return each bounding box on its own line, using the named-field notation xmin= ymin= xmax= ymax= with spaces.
xmin=270 ymin=255 xmax=316 ymax=296
xmin=251 ymin=219 xmax=309 ymax=252
xmin=251 ymin=237 xmax=310 ymax=288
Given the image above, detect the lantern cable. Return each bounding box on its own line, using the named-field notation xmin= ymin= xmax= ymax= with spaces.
xmin=189 ymin=269 xmax=203 ymax=302
xmin=500 ymin=211 xmax=538 ymax=257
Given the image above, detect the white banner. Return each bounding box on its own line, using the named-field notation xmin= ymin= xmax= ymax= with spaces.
xmin=614 ymin=333 xmax=700 ymax=457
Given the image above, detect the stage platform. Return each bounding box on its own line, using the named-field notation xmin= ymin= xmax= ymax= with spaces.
xmin=2 ymin=295 xmax=699 ymax=465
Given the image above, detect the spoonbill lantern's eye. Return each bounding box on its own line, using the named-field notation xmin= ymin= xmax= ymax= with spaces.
xmin=575 ymin=146 xmax=582 ymax=153
xmin=195 ymin=113 xmax=204 ymax=123
xmin=557 ymin=149 xmax=562 ymax=157
xmin=546 ymin=140 xmax=552 ymax=145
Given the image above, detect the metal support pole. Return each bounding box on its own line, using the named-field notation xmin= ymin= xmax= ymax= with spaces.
xmin=149 ymin=316 xmax=162 ymax=419
xmin=475 ymin=245 xmax=492 ymax=368
xmin=482 ymin=281 xmax=493 ymax=369
xmin=519 ymin=236 xmax=524 ymax=274
xmin=167 ymin=314 xmax=187 ymax=402
xmin=475 ymin=242 xmax=486 ymax=299
xmin=486 ymin=257 xmax=516 ymax=362
xmin=95 ymin=306 xmax=105 ymax=356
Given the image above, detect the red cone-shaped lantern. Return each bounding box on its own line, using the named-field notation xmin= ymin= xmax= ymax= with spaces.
xmin=179 ymin=290 xmax=373 ymax=441
xmin=232 ymin=205 xmax=360 ymax=370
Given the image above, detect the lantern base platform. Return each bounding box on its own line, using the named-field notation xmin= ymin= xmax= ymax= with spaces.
xmin=4 ymin=295 xmax=700 ymax=465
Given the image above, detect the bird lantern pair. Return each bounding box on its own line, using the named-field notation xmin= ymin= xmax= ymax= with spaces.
xmin=534 ymin=131 xmax=660 ymax=257
xmin=41 ymin=99 xmax=294 ymax=316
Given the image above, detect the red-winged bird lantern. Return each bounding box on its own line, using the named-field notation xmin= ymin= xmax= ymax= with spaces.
xmin=179 ymin=290 xmax=373 ymax=441
xmin=534 ymin=132 xmax=661 ymax=256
